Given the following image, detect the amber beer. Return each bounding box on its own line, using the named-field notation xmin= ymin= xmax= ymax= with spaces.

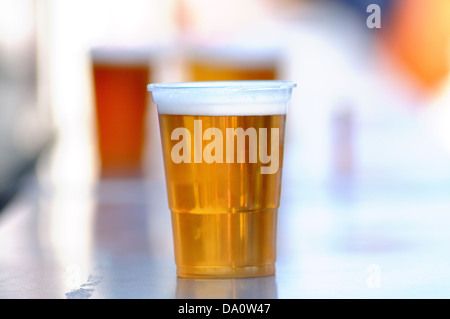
xmin=92 ymin=47 xmax=151 ymax=178
xmin=187 ymin=46 xmax=278 ymax=82
xmin=189 ymin=58 xmax=277 ymax=81
xmin=148 ymin=81 xmax=296 ymax=278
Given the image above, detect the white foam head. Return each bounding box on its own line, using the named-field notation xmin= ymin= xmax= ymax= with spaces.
xmin=147 ymin=81 xmax=296 ymax=115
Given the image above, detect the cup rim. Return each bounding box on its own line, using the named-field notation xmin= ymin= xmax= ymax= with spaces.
xmin=147 ymin=80 xmax=296 ymax=92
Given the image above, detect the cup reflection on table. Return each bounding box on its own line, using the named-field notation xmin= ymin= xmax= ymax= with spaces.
xmin=175 ymin=276 xmax=278 ymax=298
xmin=148 ymin=81 xmax=296 ymax=278
xmin=91 ymin=47 xmax=151 ymax=178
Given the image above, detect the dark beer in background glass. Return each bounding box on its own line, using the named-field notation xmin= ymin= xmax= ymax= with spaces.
xmin=92 ymin=47 xmax=151 ymax=178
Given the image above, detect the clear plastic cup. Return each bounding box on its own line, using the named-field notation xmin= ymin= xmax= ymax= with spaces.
xmin=148 ymin=81 xmax=296 ymax=278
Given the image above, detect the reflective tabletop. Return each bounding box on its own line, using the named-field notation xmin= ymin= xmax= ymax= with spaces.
xmin=2 ymin=159 xmax=450 ymax=299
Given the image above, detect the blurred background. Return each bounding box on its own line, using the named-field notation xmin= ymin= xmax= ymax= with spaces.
xmin=1 ymin=0 xmax=450 ymax=298
xmin=1 ymin=0 xmax=449 ymax=198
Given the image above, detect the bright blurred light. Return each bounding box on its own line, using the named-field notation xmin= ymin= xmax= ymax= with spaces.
xmin=0 ymin=0 xmax=35 ymax=48
xmin=179 ymin=0 xmax=272 ymax=42
xmin=421 ymin=77 xmax=450 ymax=157
xmin=38 ymin=191 xmax=95 ymax=291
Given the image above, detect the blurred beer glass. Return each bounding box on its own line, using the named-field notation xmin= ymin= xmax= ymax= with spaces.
xmin=148 ymin=81 xmax=296 ymax=278
xmin=91 ymin=47 xmax=152 ymax=178
xmin=186 ymin=45 xmax=279 ymax=81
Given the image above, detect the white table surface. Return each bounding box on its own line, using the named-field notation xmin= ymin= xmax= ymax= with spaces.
xmin=1 ymin=154 xmax=450 ymax=299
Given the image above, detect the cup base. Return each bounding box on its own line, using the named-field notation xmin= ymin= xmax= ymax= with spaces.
xmin=176 ymin=264 xmax=275 ymax=279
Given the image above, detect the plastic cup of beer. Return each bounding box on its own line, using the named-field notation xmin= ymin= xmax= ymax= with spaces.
xmin=148 ymin=81 xmax=296 ymax=278
xmin=91 ymin=46 xmax=152 ymax=178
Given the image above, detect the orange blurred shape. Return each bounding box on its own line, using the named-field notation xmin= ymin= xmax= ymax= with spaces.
xmin=383 ymin=0 xmax=450 ymax=91
xmin=92 ymin=54 xmax=150 ymax=178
